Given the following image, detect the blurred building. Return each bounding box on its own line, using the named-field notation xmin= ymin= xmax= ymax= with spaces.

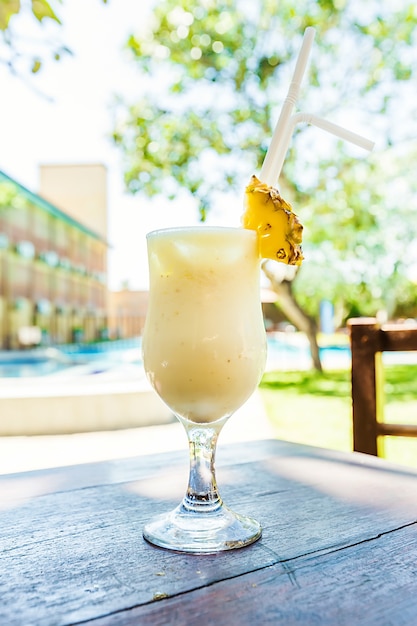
xmin=107 ymin=289 xmax=149 ymax=339
xmin=0 ymin=167 xmax=109 ymax=349
xmin=39 ymin=164 xmax=108 ymax=239
xmin=0 ymin=165 xmax=282 ymax=350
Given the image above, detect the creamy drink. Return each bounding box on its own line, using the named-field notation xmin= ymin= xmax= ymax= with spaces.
xmin=142 ymin=227 xmax=267 ymax=424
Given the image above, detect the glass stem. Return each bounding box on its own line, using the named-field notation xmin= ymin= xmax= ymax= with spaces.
xmin=181 ymin=424 xmax=224 ymax=514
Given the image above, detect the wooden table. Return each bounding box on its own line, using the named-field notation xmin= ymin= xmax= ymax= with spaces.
xmin=2 ymin=438 xmax=417 ymax=625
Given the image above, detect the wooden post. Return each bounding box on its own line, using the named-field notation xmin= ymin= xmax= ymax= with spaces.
xmin=348 ymin=318 xmax=380 ymax=456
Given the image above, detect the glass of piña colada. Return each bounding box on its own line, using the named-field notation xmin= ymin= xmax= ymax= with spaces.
xmin=142 ymin=226 xmax=267 ymax=553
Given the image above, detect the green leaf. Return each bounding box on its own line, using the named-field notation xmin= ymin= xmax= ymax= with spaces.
xmin=0 ymin=0 xmax=20 ymax=31
xmin=31 ymin=57 xmax=42 ymax=73
xmin=31 ymin=0 xmax=61 ymax=24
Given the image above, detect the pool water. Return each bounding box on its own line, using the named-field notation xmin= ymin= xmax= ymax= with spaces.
xmin=0 ymin=339 xmax=142 ymax=378
xmin=0 ymin=358 xmax=70 ymax=378
xmin=265 ymin=337 xmax=351 ymax=370
xmin=0 ymin=336 xmax=352 ymax=378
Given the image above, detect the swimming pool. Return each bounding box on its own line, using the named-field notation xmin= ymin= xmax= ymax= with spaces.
xmin=265 ymin=336 xmax=351 ymax=370
xmin=0 ymin=336 xmax=351 ymax=378
xmin=0 ymin=353 xmax=69 ymax=378
xmin=0 ymin=339 xmax=142 ymax=378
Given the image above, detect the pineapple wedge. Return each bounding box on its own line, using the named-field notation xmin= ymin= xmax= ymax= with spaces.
xmin=242 ymin=175 xmax=303 ymax=265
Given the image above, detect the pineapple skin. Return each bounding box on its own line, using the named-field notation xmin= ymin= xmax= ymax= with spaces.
xmin=242 ymin=175 xmax=304 ymax=265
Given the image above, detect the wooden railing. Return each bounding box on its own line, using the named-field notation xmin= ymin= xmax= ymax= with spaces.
xmin=348 ymin=317 xmax=417 ymax=456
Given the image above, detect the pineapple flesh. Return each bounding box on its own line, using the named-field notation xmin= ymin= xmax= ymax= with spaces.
xmin=242 ymin=175 xmax=303 ymax=265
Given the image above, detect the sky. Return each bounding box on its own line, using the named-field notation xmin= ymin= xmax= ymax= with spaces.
xmin=0 ymin=0 xmax=216 ymax=291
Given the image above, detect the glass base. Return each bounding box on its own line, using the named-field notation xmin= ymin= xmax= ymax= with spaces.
xmin=143 ymin=503 xmax=262 ymax=554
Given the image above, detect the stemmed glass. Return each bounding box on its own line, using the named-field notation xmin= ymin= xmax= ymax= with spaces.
xmin=142 ymin=226 xmax=267 ymax=553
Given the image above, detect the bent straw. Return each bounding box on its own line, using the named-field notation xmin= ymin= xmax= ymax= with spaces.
xmin=291 ymin=113 xmax=375 ymax=152
xmin=259 ymin=29 xmax=375 ymax=186
xmin=260 ymin=27 xmax=316 ymax=186
xmin=264 ymin=112 xmax=376 ymax=182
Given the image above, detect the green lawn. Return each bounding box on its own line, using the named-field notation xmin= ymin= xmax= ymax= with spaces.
xmin=259 ymin=365 xmax=417 ymax=469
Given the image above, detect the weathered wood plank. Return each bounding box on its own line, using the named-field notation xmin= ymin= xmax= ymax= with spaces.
xmin=90 ymin=523 xmax=417 ymax=626
xmin=0 ymin=438 xmax=284 ymax=502
xmin=1 ymin=441 xmax=417 ymax=626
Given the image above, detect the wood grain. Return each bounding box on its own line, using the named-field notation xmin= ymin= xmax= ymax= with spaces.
xmin=1 ymin=439 xmax=417 ymax=625
xmin=92 ymin=524 xmax=417 ymax=626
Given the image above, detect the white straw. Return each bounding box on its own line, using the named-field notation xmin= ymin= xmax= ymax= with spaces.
xmin=267 ymin=113 xmax=376 ymax=181
xmin=259 ymin=28 xmax=375 ymax=186
xmin=260 ymin=27 xmax=316 ymax=185
xmin=292 ymin=113 xmax=375 ymax=151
